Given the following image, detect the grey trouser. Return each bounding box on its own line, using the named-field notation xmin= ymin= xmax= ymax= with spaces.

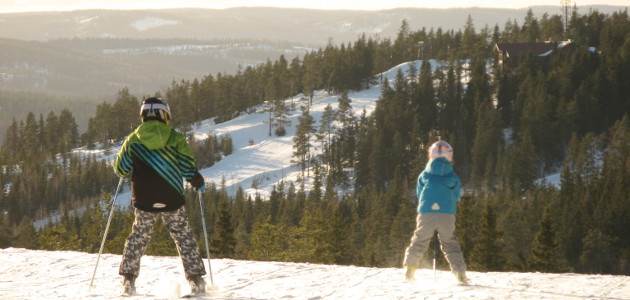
xmin=403 ymin=213 xmax=466 ymax=273
xmin=119 ymin=207 xmax=206 ymax=280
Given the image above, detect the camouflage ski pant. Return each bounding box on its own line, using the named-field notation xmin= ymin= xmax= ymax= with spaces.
xmin=403 ymin=214 xmax=467 ymax=273
xmin=119 ymin=207 xmax=206 ymax=280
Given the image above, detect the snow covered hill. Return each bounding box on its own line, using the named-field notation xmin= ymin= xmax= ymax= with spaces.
xmin=1 ymin=248 xmax=628 ymax=300
xmin=71 ymin=60 xmax=444 ymax=206
xmin=10 ymin=61 xmax=630 ymax=300
xmin=36 ymin=60 xmax=442 ymax=227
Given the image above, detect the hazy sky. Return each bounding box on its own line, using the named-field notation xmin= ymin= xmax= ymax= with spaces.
xmin=0 ymin=0 xmax=627 ymax=13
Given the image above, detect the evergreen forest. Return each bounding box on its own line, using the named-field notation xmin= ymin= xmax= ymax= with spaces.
xmin=1 ymin=9 xmax=629 ymax=275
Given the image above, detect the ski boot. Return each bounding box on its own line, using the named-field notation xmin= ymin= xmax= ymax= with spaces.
xmin=405 ymin=266 xmax=416 ymax=282
xmin=121 ymin=274 xmax=136 ymax=295
xmin=455 ymin=271 xmax=468 ymax=285
xmin=188 ymin=275 xmax=207 ymax=296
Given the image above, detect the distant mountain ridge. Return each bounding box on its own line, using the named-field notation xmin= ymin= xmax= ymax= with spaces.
xmin=0 ymin=6 xmax=626 ymax=44
xmin=0 ymin=5 xmax=626 ymax=139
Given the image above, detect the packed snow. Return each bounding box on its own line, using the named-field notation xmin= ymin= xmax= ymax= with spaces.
xmin=1 ymin=248 xmax=628 ymax=299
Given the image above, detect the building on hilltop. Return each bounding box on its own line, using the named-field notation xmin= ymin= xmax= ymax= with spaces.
xmin=494 ymin=40 xmax=576 ymax=70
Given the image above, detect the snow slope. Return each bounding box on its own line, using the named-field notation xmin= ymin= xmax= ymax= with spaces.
xmin=189 ymin=60 xmax=438 ymax=199
xmin=1 ymin=248 xmax=628 ymax=300
xmin=71 ymin=60 xmax=441 ymax=204
xmin=36 ymin=60 xmax=444 ymax=227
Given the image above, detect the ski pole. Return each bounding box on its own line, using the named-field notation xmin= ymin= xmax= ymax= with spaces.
xmin=197 ymin=190 xmax=214 ymax=285
xmin=433 ymin=231 xmax=438 ymax=278
xmin=89 ymin=177 xmax=124 ymax=290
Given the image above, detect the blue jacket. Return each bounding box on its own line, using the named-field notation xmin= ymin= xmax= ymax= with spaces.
xmin=416 ymin=157 xmax=462 ymax=214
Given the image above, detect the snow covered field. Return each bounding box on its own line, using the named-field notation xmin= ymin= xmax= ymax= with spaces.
xmin=1 ymin=248 xmax=628 ymax=300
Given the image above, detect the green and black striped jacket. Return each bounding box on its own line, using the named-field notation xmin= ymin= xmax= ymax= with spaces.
xmin=114 ymin=120 xmax=198 ymax=212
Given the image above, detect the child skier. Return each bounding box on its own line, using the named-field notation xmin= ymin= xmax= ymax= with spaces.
xmin=403 ymin=140 xmax=467 ymax=284
xmin=113 ymin=97 xmax=207 ymax=295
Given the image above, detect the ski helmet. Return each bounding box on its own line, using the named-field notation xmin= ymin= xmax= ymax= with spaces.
xmin=428 ymin=140 xmax=453 ymax=162
xmin=140 ymin=97 xmax=171 ymax=125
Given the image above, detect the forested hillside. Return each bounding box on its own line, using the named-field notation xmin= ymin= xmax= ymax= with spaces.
xmin=1 ymin=9 xmax=629 ymax=275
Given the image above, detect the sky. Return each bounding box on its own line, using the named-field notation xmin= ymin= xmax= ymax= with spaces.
xmin=0 ymin=0 xmax=628 ymax=13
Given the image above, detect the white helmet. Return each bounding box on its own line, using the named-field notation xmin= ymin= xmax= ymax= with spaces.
xmin=140 ymin=97 xmax=171 ymax=125
xmin=429 ymin=140 xmax=453 ymax=162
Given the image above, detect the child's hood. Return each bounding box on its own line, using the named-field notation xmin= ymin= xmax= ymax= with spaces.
xmin=424 ymin=157 xmax=454 ymax=176
xmin=134 ymin=120 xmax=173 ymax=150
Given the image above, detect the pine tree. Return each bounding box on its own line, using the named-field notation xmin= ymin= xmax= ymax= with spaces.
xmin=471 ymin=99 xmax=503 ymax=186
xmin=79 ymin=195 xmax=109 ymax=253
xmin=469 ymin=201 xmax=505 ymax=271
xmin=392 ymin=19 xmax=412 ymax=64
xmin=58 ymin=109 xmax=79 ymax=153
xmin=2 ymin=119 xmax=20 ymax=164
xmin=21 ymin=112 xmax=40 ymax=158
xmin=387 ymin=173 xmax=416 ymax=267
xmin=38 ymin=212 xmax=81 ymax=251
xmin=212 ymin=197 xmax=236 ymax=258
xmin=436 ymin=64 xmax=462 ymax=137
xmin=248 ymin=222 xmax=301 ymax=262
xmin=82 ymin=102 xmax=113 ymax=145
xmin=590 ymin=115 xmax=630 ymax=273
xmin=43 ymin=111 xmax=60 ymax=154
xmin=334 ymin=92 xmax=357 ymax=185
xmin=529 ymin=207 xmax=565 ymax=272
xmin=540 ymin=13 xmax=565 ymax=42
xmin=301 ymin=51 xmax=323 ymax=102
xmin=521 ymin=9 xmax=541 ymax=42
xmin=292 ymin=106 xmax=315 ymax=177
xmin=316 ymin=104 xmax=335 ymax=169
xmin=0 ymin=212 xmax=12 ymax=248
xmin=14 ymin=215 xmax=38 ymax=249
xmin=104 ymin=208 xmax=133 ymax=254
xmin=461 ymin=15 xmax=478 ymax=57
xmin=299 ymin=203 xmax=345 ymax=264
xmin=362 ymin=191 xmax=393 ymax=267
xmin=498 ymin=189 xmax=534 ymax=271
xmin=414 ymin=59 xmax=437 ymax=135
xmin=288 ymin=56 xmax=304 ymax=107
xmin=505 ymin=130 xmax=540 ymax=190
xmin=220 ymin=134 xmax=233 ymax=156
xmin=579 ymin=229 xmax=615 ymax=274
xmin=455 ymin=195 xmax=476 ymax=263
xmin=273 ymin=99 xmax=291 ymax=136
xmin=335 ymin=92 xmax=354 ymax=129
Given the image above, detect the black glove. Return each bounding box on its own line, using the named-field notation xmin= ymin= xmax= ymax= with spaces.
xmin=189 ymin=171 xmax=205 ymax=190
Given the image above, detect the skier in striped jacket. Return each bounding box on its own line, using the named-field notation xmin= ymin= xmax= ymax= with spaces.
xmin=114 ymin=97 xmax=207 ymax=295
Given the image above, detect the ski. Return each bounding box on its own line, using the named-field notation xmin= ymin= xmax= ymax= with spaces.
xmin=120 ymin=292 xmax=145 ymax=297
xmin=181 ymin=293 xmax=208 ymax=299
